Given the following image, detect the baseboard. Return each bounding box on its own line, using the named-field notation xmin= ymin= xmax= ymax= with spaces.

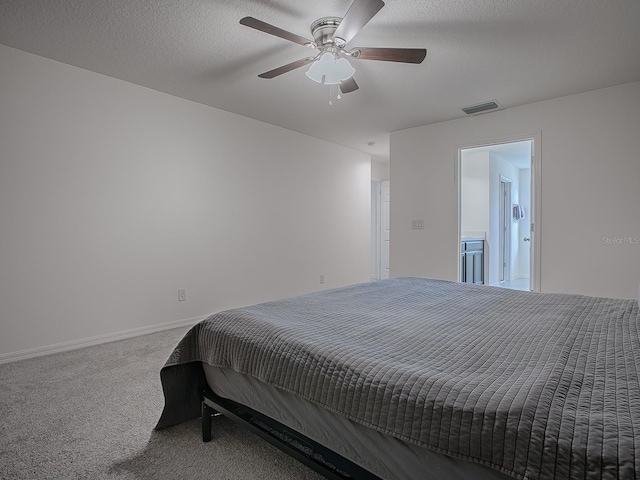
xmin=0 ymin=315 xmax=206 ymax=365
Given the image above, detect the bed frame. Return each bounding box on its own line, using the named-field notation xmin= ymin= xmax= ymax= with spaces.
xmin=200 ymin=387 xmax=382 ymax=480
xmin=157 ymin=278 xmax=640 ymax=480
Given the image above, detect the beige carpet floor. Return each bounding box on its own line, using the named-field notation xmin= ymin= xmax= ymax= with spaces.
xmin=0 ymin=327 xmax=324 ymax=479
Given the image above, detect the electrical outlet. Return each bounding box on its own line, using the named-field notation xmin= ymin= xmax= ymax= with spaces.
xmin=178 ymin=289 xmax=186 ymax=302
xmin=319 ymin=274 xmax=325 ymax=284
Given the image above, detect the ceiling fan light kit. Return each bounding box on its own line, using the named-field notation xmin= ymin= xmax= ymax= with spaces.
xmin=306 ymin=52 xmax=355 ymax=85
xmin=239 ymin=0 xmax=426 ymax=102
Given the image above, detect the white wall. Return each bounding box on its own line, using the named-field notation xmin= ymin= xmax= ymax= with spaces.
xmin=391 ymin=81 xmax=640 ymax=299
xmin=460 ymin=150 xmax=490 ymax=235
xmin=0 ymin=45 xmax=371 ymax=359
xmin=371 ymin=156 xmax=390 ymax=181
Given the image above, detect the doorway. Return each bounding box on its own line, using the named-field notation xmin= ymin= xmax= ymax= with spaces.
xmin=458 ymin=138 xmax=539 ymax=291
xmin=371 ymin=179 xmax=390 ymax=281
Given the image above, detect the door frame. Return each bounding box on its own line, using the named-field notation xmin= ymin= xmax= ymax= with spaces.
xmin=456 ymin=133 xmax=541 ymax=292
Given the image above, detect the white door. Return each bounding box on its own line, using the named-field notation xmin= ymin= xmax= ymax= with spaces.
xmin=381 ymin=181 xmax=390 ymax=279
xmin=499 ymin=177 xmax=511 ymax=283
xmin=370 ymin=180 xmax=381 ymax=281
xmin=519 ymin=165 xmax=532 ymax=288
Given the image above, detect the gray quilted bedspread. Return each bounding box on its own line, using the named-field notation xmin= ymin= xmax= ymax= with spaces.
xmin=157 ymin=277 xmax=640 ymax=480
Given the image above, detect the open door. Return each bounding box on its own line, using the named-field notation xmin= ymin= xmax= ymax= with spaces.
xmin=499 ymin=176 xmax=512 ymax=283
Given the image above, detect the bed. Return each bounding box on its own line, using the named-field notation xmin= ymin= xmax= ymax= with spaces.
xmin=156 ymin=277 xmax=640 ymax=480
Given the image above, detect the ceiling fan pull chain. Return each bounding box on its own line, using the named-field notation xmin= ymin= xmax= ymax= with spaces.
xmin=328 ymin=84 xmax=342 ymax=105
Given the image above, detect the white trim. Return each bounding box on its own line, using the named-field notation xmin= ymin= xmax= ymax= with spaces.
xmin=530 ymin=132 xmax=542 ymax=293
xmin=0 ymin=315 xmax=205 ymax=364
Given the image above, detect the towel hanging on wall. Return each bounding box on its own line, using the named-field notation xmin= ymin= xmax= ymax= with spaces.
xmin=512 ymin=204 xmax=526 ymax=220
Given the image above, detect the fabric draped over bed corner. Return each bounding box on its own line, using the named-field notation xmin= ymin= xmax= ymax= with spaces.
xmin=157 ymin=277 xmax=640 ymax=480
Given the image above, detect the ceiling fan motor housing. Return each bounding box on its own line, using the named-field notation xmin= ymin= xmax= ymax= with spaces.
xmin=310 ymin=17 xmax=343 ymax=48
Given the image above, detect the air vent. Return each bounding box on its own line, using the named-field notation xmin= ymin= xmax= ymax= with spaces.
xmin=461 ymin=100 xmax=502 ymax=116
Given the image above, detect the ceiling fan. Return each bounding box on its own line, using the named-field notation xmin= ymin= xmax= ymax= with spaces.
xmin=239 ymin=0 xmax=426 ymax=96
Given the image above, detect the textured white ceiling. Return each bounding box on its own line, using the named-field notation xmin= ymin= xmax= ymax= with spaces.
xmin=1 ymin=0 xmax=639 ymax=158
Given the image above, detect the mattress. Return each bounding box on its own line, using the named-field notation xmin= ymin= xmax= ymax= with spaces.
xmin=204 ymin=364 xmax=515 ymax=480
xmin=157 ymin=277 xmax=640 ymax=480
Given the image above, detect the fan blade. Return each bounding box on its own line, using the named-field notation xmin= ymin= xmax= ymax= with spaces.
xmin=340 ymin=77 xmax=359 ymax=94
xmin=351 ymin=47 xmax=426 ymax=64
xmin=240 ymin=17 xmax=314 ymax=47
xmin=258 ymin=57 xmax=315 ymax=79
xmin=333 ymin=0 xmax=385 ymax=44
